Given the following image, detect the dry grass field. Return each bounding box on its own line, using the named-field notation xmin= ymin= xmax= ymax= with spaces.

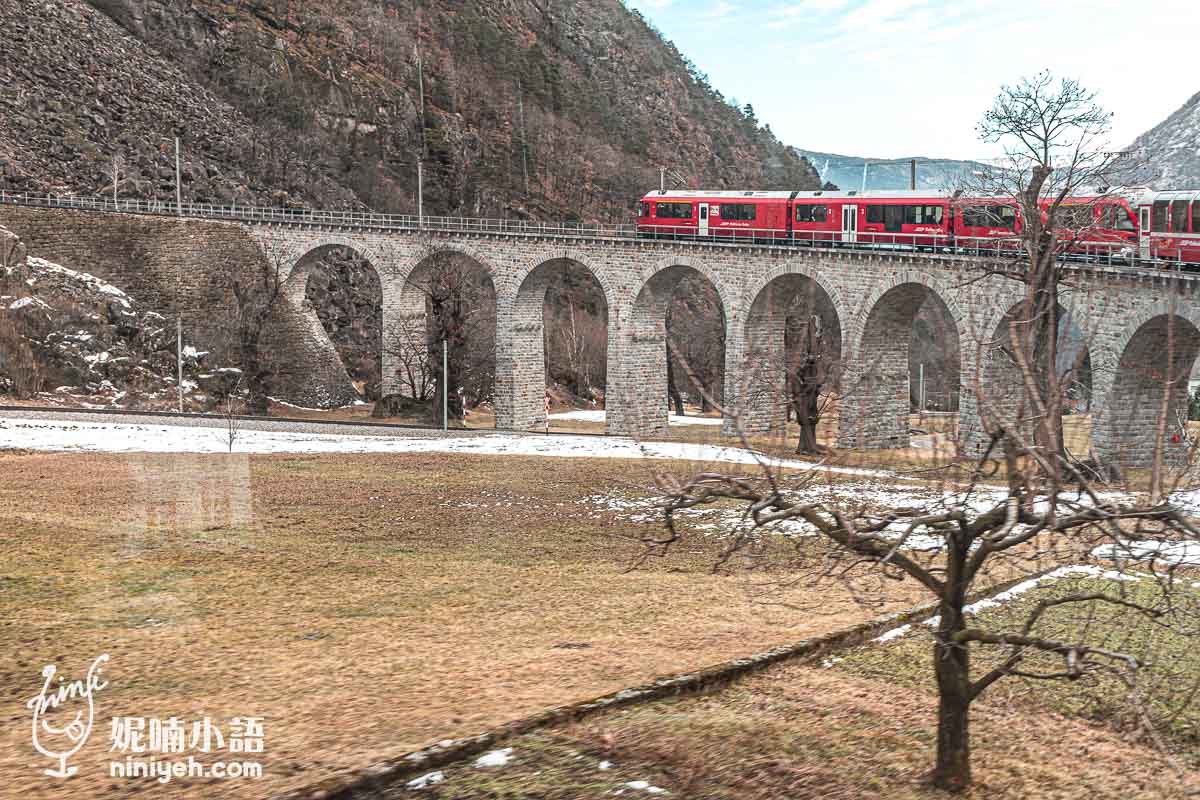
xmin=393 ymin=657 xmax=1198 ymax=799
xmin=0 ymin=448 xmax=924 ymax=799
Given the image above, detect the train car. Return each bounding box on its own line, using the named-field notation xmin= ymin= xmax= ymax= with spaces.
xmin=636 ymin=190 xmax=793 ymax=241
xmin=951 ymin=199 xmax=1021 ymax=251
xmin=1136 ymin=190 xmax=1200 ymax=263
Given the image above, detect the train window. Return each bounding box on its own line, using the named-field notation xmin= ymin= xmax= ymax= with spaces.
xmin=1152 ymin=201 xmax=1168 ymax=232
xmin=719 ymin=203 xmax=757 ymax=221
xmin=637 ymin=202 xmax=649 ymax=217
xmin=1107 ymin=205 xmax=1136 ymax=232
xmin=961 ymin=205 xmax=1014 ymax=229
xmin=794 ymin=204 xmax=828 ymax=223
xmin=883 ymin=205 xmax=904 ymax=232
xmin=1171 ymin=200 xmax=1190 ymax=232
xmin=656 ymin=202 xmax=692 ymax=219
xmin=866 ymin=205 xmax=884 ymax=224
xmin=1193 ymin=200 xmax=1200 ymax=233
xmin=1058 ymin=205 xmax=1095 ymax=230
xmin=903 ymin=205 xmax=945 ymax=225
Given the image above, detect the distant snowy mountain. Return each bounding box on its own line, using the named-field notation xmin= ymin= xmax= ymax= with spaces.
xmin=794 ymin=149 xmax=987 ymax=191
xmin=1125 ymin=91 xmax=1200 ymax=189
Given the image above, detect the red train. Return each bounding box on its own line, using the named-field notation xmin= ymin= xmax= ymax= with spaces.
xmin=635 ymin=188 xmax=1200 ymax=264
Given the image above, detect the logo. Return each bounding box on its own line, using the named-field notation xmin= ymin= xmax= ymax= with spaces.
xmin=25 ymin=654 xmax=110 ymax=778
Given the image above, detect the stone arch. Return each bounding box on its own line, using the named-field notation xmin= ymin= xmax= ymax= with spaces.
xmin=499 ymin=254 xmax=611 ymax=431
xmin=281 ymin=242 xmax=386 ymax=401
xmin=960 ymin=299 xmax=1096 ymax=457
xmin=838 ymin=274 xmax=964 ymax=449
xmin=1094 ymin=302 xmax=1200 ymax=467
xmin=732 ymin=267 xmax=845 ymax=436
xmin=636 ymin=254 xmax=736 ymax=325
xmin=278 ymin=235 xmax=392 ymax=282
xmin=389 ymin=246 xmax=498 ymax=425
xmin=608 ymin=259 xmax=729 ymax=437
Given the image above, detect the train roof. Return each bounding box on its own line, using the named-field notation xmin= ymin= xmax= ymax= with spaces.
xmin=642 ymin=190 xmax=797 ymax=199
xmin=642 ymin=187 xmax=1200 ymax=203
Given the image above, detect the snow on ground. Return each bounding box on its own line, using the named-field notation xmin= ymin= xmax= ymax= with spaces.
xmin=473 ymin=748 xmax=513 ymax=768
xmin=405 ymin=770 xmax=445 ymax=789
xmin=27 ymin=257 xmax=132 ymax=308
xmin=871 ymin=564 xmax=1144 ymax=643
xmin=549 ymin=409 xmax=723 ymax=427
xmin=0 ymin=415 xmax=892 ymax=474
xmin=1093 ymin=538 xmax=1200 ymax=567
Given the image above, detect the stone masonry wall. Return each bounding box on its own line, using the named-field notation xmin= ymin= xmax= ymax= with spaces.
xmin=0 ymin=206 xmax=357 ymax=406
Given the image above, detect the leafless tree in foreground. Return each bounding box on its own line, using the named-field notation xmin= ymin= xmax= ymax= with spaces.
xmin=967 ymin=72 xmax=1131 ymax=480
xmin=645 ymin=302 xmax=1200 ymax=792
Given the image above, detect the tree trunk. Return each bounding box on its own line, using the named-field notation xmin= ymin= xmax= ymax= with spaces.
xmin=794 ymin=385 xmax=821 ymax=454
xmin=932 ymin=552 xmax=972 ymax=792
xmin=933 ymin=638 xmax=972 ymax=792
xmin=667 ymin=345 xmax=685 ymax=417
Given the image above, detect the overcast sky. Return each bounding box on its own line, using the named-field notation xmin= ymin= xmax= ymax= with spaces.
xmin=625 ymin=0 xmax=1195 ymax=161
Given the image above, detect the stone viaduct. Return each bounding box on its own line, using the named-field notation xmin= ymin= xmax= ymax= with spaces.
xmin=3 ymin=198 xmax=1199 ymax=467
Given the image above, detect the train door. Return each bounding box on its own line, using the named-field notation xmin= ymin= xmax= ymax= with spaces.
xmin=841 ymin=204 xmax=858 ymax=243
xmin=698 ymin=203 xmax=710 ymax=236
xmin=1139 ymin=206 xmax=1151 ymax=260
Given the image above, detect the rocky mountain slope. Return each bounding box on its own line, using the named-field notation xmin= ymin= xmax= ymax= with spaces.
xmin=1125 ymin=91 xmax=1200 ymax=189
xmin=1 ymin=0 xmax=820 ymax=222
xmin=796 ymin=149 xmax=986 ymax=192
xmin=0 ymin=225 xmax=236 ymax=407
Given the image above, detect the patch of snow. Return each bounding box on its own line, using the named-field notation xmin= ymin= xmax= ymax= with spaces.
xmin=182 ymin=345 xmax=208 ymax=360
xmin=598 ymin=760 xmax=613 ymax=770
xmin=473 ymin=748 xmax=513 ymax=768
xmin=625 ymin=780 xmax=668 ymax=794
xmin=549 ymin=409 xmax=723 ymax=427
xmin=405 ymin=770 xmax=445 ymax=789
xmin=1093 ymin=539 xmax=1200 ymax=567
xmin=26 ymin=257 xmax=131 ymax=308
xmin=8 ymin=296 xmax=51 ymax=311
xmin=0 ymin=416 xmax=907 ymax=473
xmin=870 ymin=565 xmax=1144 ymax=645
xmin=872 ymin=624 xmax=913 ymax=644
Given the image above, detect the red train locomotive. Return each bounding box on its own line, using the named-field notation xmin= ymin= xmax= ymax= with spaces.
xmin=635 ymin=188 xmax=1200 ymax=265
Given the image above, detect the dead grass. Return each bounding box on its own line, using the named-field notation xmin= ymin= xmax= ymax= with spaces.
xmin=388 ymin=662 xmax=1199 ymax=799
xmin=0 ymin=449 xmax=921 ymax=799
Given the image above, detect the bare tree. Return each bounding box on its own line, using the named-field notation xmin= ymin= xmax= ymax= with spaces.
xmin=784 ymin=312 xmax=837 ymax=454
xmin=400 ymin=251 xmax=495 ymax=425
xmin=666 ymin=277 xmax=725 ymax=414
xmin=970 ymin=72 xmax=1125 ymax=478
xmin=645 ymin=297 xmax=1200 ymax=793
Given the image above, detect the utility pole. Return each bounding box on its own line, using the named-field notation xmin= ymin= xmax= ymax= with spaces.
xmin=660 ymin=166 xmax=665 ymax=193
xmin=417 ymin=160 xmax=424 ymax=227
xmin=860 ymin=161 xmax=868 ymax=192
xmin=111 ymin=154 xmax=120 ymax=205
xmin=175 ymin=136 xmax=183 ymax=412
xmin=910 ymin=158 xmax=917 ymax=190
xmin=442 ymin=338 xmax=448 ymax=432
xmin=517 ymin=79 xmax=529 ymax=195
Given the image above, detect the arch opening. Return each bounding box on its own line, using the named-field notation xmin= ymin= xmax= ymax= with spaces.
xmin=384 ymin=249 xmax=496 ymax=428
xmin=739 ymin=273 xmax=842 ymax=451
xmin=507 ymin=257 xmax=610 ymax=432
xmin=971 ymin=302 xmax=1094 ymax=457
xmin=841 ymin=283 xmax=960 ymax=450
xmin=297 ymin=245 xmax=383 ymax=401
xmin=610 ymin=264 xmax=727 ymax=437
xmin=1097 ymin=312 xmax=1200 ymax=467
